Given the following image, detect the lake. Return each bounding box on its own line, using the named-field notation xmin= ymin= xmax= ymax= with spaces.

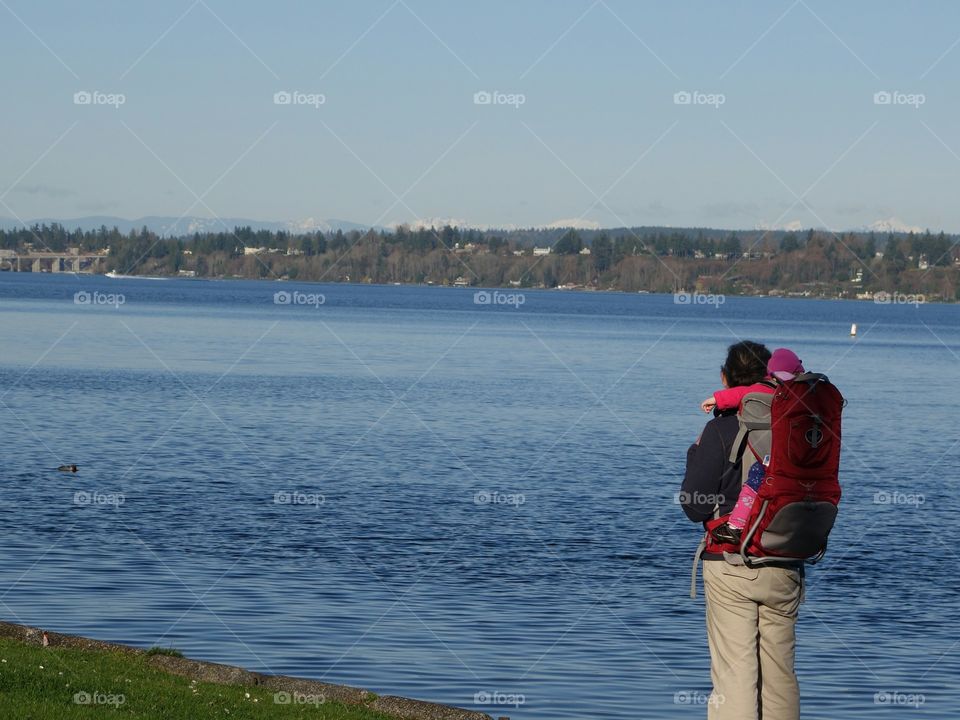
xmin=0 ymin=273 xmax=956 ymax=719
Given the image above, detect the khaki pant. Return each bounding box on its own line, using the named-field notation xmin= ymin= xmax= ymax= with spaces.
xmin=703 ymin=560 xmax=802 ymax=720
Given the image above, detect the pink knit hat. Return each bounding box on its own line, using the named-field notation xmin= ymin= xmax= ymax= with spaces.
xmin=768 ymin=348 xmax=804 ymax=381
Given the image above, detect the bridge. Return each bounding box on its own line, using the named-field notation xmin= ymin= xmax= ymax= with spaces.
xmin=0 ymin=250 xmax=107 ymax=273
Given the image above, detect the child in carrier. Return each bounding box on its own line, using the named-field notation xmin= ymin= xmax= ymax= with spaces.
xmin=704 ymin=348 xmax=805 ymax=546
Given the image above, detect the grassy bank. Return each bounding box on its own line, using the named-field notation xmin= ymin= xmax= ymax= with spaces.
xmin=0 ymin=636 xmax=394 ymax=719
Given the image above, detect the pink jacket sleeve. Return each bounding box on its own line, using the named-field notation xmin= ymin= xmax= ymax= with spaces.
xmin=713 ymin=385 xmax=751 ymax=410
xmin=713 ymin=382 xmax=776 ymax=410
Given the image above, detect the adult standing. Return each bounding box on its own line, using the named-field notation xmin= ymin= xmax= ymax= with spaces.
xmin=680 ymin=340 xmax=803 ymax=720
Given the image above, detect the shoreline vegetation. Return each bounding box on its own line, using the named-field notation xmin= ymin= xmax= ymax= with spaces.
xmin=0 ymin=621 xmax=493 ymax=720
xmin=4 ymin=222 xmax=960 ymax=302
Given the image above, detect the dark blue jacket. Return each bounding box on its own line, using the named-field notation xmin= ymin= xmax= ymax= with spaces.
xmin=681 ymin=408 xmax=742 ymax=523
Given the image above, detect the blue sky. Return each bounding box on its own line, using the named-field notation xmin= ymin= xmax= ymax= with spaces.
xmin=2 ymin=0 xmax=959 ymax=232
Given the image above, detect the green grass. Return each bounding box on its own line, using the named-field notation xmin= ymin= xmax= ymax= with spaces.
xmin=0 ymin=637 xmax=395 ymax=719
xmin=145 ymin=647 xmax=184 ymax=658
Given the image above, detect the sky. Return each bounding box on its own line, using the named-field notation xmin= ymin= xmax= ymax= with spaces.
xmin=2 ymin=0 xmax=959 ymax=232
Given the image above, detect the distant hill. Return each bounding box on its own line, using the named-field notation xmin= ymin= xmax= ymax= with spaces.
xmin=3 ymin=219 xmax=958 ymax=300
xmin=0 ymin=216 xmax=383 ymax=237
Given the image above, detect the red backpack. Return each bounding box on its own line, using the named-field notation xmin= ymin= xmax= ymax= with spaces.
xmin=705 ymin=373 xmax=844 ymax=565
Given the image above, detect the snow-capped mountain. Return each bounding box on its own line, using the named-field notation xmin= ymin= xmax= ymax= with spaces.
xmin=861 ymin=217 xmax=924 ymax=234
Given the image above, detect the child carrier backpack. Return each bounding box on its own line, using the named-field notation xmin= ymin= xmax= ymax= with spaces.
xmin=705 ymin=372 xmax=844 ymax=566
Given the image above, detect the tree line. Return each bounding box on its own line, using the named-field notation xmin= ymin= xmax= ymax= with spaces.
xmin=3 ymin=222 xmax=959 ymax=300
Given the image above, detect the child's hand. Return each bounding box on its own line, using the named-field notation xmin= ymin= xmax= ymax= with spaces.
xmin=701 ymin=396 xmax=717 ymax=413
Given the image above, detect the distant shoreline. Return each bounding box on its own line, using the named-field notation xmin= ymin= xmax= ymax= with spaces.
xmin=4 ymin=222 xmax=957 ymax=303
xmin=6 ymin=269 xmax=954 ymax=306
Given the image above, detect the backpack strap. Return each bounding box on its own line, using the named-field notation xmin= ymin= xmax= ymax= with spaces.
xmin=728 ymin=424 xmax=750 ymax=465
xmin=727 ymin=394 xmax=773 ymax=464
xmin=690 ymin=536 xmax=707 ymax=599
xmin=691 ymin=491 xmax=731 ymax=598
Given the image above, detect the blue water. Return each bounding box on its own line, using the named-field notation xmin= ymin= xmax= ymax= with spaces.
xmin=0 ymin=273 xmax=957 ymax=719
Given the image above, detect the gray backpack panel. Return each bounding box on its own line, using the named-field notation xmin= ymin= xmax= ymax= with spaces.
xmin=759 ymin=501 xmax=838 ymax=556
xmin=728 ymin=390 xmax=774 ymax=487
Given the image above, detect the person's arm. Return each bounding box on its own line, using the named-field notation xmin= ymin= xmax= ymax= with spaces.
xmin=680 ymin=420 xmax=729 ymax=523
xmin=712 ymin=386 xmax=749 ymax=411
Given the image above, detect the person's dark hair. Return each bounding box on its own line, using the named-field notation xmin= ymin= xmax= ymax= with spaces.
xmin=721 ymin=341 xmax=771 ymax=388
